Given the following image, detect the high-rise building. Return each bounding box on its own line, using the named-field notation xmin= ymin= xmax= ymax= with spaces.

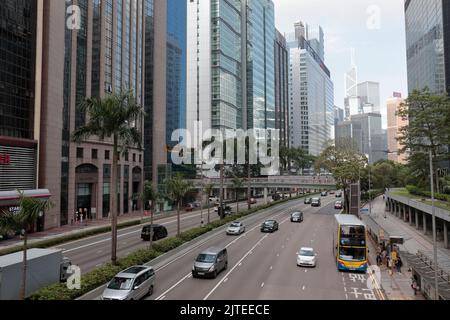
xmin=405 ymin=0 xmax=450 ymax=94
xmin=275 ymin=30 xmax=290 ymax=149
xmin=289 ymin=22 xmax=334 ymax=156
xmin=187 ymin=0 xmax=275 ymax=135
xmin=335 ymin=113 xmax=388 ymax=164
xmin=357 ymin=81 xmax=381 ymax=114
xmin=0 ymin=0 xmax=39 ymax=196
xmin=344 ymin=49 xmax=358 ymax=119
xmin=387 ymin=93 xmax=408 ymax=164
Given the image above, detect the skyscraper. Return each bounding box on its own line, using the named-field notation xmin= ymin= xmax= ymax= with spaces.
xmin=405 ymin=0 xmax=450 ymax=94
xmin=289 ymin=21 xmax=334 ymax=156
xmin=387 ymin=94 xmax=408 ymax=164
xmin=187 ymin=0 xmax=275 ymax=135
xmin=357 ymin=81 xmax=381 ymax=114
xmin=275 ymin=30 xmax=290 ymax=149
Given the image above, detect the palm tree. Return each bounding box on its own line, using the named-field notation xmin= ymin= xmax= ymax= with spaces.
xmin=204 ymin=183 xmax=214 ymax=224
xmin=0 ymin=190 xmax=53 ymax=300
xmin=72 ymin=91 xmax=144 ymax=265
xmin=166 ymin=174 xmax=193 ymax=236
xmin=141 ymin=181 xmax=159 ymax=249
xmin=231 ymin=176 xmax=243 ymax=214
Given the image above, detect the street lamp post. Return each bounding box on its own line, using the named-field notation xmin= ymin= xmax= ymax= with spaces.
xmin=429 ymin=150 xmax=439 ymax=300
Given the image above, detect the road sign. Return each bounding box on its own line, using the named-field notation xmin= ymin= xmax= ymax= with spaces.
xmin=360 ymin=208 xmax=369 ymax=213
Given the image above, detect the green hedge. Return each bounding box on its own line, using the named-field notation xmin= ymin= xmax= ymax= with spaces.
xmin=406 ymin=185 xmax=450 ymax=202
xmin=0 ymin=218 xmax=149 ymax=257
xmin=361 ymin=189 xmax=384 ymax=202
xmin=29 ymin=193 xmax=315 ymax=300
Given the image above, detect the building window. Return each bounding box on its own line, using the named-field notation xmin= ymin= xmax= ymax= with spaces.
xmin=133 ymin=153 xmax=136 ymax=162
xmin=125 ymin=152 xmax=129 ymax=162
xmin=92 ymin=149 xmax=98 ymax=159
xmin=139 ymin=154 xmax=142 ymax=163
xmin=77 ymin=148 xmax=84 ymax=158
xmin=105 ymin=150 xmax=110 ymax=160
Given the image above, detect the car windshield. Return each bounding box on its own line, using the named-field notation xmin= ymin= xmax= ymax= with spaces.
xmin=339 ymin=247 xmax=366 ymax=261
xmin=292 ymin=213 xmax=300 ymax=217
xmin=299 ymin=250 xmax=314 ymax=256
xmin=264 ymin=221 xmax=275 ymax=226
xmin=230 ymin=223 xmax=240 ymax=228
xmin=107 ymin=277 xmax=134 ymax=290
xmin=312 ymin=198 xmax=320 ymax=202
xmin=196 ymin=254 xmax=216 ymax=263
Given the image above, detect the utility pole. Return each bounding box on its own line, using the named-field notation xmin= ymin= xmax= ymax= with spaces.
xmin=429 ymin=150 xmax=439 ymax=300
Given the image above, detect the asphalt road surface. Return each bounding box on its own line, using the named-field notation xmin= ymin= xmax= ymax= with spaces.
xmin=55 ymin=197 xmax=267 ymax=273
xmin=122 ymin=195 xmax=382 ymax=301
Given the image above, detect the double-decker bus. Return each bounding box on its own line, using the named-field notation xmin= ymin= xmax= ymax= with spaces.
xmin=334 ymin=214 xmax=368 ymax=272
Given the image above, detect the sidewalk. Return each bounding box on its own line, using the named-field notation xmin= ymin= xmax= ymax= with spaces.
xmin=362 ymin=197 xmax=428 ymax=300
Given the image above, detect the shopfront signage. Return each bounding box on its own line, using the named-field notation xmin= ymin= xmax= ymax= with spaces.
xmin=0 ymin=153 xmax=11 ymax=165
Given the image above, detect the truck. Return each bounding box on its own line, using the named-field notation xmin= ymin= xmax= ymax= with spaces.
xmin=0 ymin=248 xmax=72 ymax=300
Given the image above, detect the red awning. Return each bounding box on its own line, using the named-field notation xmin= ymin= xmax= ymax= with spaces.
xmin=0 ymin=189 xmax=51 ymax=207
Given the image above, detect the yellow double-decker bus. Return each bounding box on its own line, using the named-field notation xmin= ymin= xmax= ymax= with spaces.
xmin=334 ymin=214 xmax=368 ymax=272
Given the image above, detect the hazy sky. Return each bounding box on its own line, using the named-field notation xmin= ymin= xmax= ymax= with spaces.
xmin=274 ymin=0 xmax=408 ymax=128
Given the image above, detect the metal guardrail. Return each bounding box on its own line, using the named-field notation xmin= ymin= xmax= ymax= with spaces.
xmin=416 ymin=251 xmax=450 ymax=284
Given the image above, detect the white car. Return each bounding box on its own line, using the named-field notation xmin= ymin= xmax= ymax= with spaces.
xmin=226 ymin=222 xmax=245 ymax=235
xmin=297 ymin=247 xmax=317 ymax=267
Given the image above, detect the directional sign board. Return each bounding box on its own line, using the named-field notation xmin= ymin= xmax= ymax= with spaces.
xmin=360 ymin=208 xmax=369 ymax=214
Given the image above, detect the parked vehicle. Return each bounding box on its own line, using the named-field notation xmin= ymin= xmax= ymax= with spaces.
xmin=304 ymin=197 xmax=312 ymax=204
xmin=311 ymin=198 xmax=321 ymax=207
xmin=248 ymin=198 xmax=257 ymax=205
xmin=226 ymin=222 xmax=246 ymax=235
xmin=334 ymin=201 xmax=343 ymax=210
xmin=141 ymin=224 xmax=168 ymax=241
xmin=260 ymin=220 xmax=279 ymax=233
xmin=215 ymin=205 xmax=232 ymax=216
xmin=101 ymin=266 xmax=155 ymax=300
xmin=290 ymin=212 xmax=304 ymax=223
xmin=297 ymin=247 xmax=317 ymax=267
xmin=185 ymin=203 xmax=195 ymax=212
xmin=209 ymin=196 xmax=220 ymax=204
xmin=192 ymin=247 xmax=228 ymax=279
xmin=0 ymin=248 xmax=72 ymax=300
xmin=336 ymin=192 xmax=342 ymax=198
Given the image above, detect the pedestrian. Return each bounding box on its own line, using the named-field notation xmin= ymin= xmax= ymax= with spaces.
xmin=376 ymin=253 xmax=382 ymax=266
xmin=396 ymin=256 xmax=403 ymax=273
xmin=411 ymin=277 xmax=418 ymax=296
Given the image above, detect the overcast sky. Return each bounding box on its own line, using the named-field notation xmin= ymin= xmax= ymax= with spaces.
xmin=274 ymin=0 xmax=408 ymax=128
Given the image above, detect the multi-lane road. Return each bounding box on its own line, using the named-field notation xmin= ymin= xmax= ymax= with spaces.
xmin=56 ymin=198 xmax=266 ymax=273
xmin=80 ymin=194 xmax=385 ymax=300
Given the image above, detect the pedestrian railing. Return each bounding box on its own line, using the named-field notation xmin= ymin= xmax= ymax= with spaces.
xmin=416 ymin=250 xmax=450 ymax=284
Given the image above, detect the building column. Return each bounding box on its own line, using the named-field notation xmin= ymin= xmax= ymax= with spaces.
xmin=404 ymin=205 xmax=408 ymax=222
xmin=264 ymin=187 xmax=268 ymax=205
xmin=409 ymin=207 xmax=413 ymax=226
xmin=423 ymin=213 xmax=427 ymax=235
xmin=444 ymin=221 xmax=449 ymax=249
xmin=415 ymin=210 xmax=420 ymax=230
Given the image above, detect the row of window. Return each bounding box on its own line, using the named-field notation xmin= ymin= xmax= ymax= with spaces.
xmin=76 ymin=147 xmax=142 ymax=163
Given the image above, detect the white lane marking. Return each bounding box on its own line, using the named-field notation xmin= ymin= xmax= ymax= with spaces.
xmin=238 ymin=263 xmax=242 ymax=266
xmin=277 ymin=253 xmax=280 ymax=257
xmin=155 ymin=274 xmax=191 ymax=300
xmin=203 ymin=234 xmax=269 ymax=300
xmin=305 ymin=269 xmax=307 ymax=273
xmin=261 ymin=283 xmax=265 ymax=288
xmin=96 ymin=263 xmax=103 ymax=267
xmin=270 ymin=266 xmax=273 ymax=270
xmin=302 ymin=285 xmax=306 ymax=291
xmin=344 ymin=287 xmax=347 ymax=292
xmin=345 ymin=293 xmax=349 ymax=300
xmin=223 ymin=278 xmax=228 ymax=283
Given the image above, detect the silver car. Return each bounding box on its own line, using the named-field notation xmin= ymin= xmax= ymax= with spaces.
xmin=192 ymin=247 xmax=228 ymax=279
xmin=101 ymin=266 xmax=155 ymax=300
xmin=226 ymin=222 xmax=245 ymax=235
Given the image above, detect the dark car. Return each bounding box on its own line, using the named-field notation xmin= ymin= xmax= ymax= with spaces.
xmin=304 ymin=197 xmax=312 ymax=204
xmin=290 ymin=212 xmax=304 ymax=223
xmin=141 ymin=224 xmax=168 ymax=241
xmin=248 ymin=198 xmax=257 ymax=205
xmin=261 ymin=220 xmax=279 ymax=233
xmin=311 ymin=198 xmax=321 ymax=207
xmin=216 ymin=205 xmax=232 ymax=216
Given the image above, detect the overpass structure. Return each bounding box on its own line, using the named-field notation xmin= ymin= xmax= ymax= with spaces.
xmin=187 ymin=176 xmax=337 ymax=203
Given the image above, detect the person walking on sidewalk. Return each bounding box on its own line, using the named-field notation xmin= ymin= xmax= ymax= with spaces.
xmin=376 ymin=253 xmax=382 ymax=266
xmin=395 ymin=256 xmax=403 ymax=273
xmin=411 ymin=276 xmax=418 ymax=296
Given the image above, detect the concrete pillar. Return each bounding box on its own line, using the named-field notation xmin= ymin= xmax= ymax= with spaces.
xmin=423 ymin=213 xmax=427 ymax=235
xmin=402 ymin=205 xmax=406 ymax=222
xmin=415 ymin=210 xmax=419 ymax=230
xmin=444 ymin=221 xmax=449 ymax=249
xmin=264 ymin=187 xmax=268 ymax=205
xmin=409 ymin=207 xmax=413 ymax=226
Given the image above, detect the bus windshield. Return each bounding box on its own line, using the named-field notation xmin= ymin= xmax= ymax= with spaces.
xmin=339 ymin=247 xmax=366 ymax=261
xmin=340 ymin=225 xmax=366 ymax=246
